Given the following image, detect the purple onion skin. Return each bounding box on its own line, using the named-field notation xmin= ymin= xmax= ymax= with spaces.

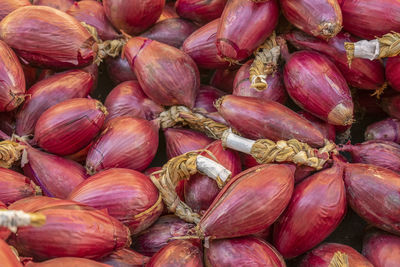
xmin=133 ymin=215 xmax=194 ymax=257
xmin=67 ymin=1 xmax=120 ymax=41
xmin=233 ymin=59 xmax=287 ymax=104
xmin=32 ymin=0 xmax=74 ymax=11
xmin=100 ymin=248 xmax=150 ymax=267
xmin=205 ymin=237 xmax=285 ymax=267
xmin=140 ymin=18 xmax=198 ymax=48
xmin=124 ymin=37 xmax=200 ymax=108
xmin=0 ymin=168 xmax=36 ymax=206
xmin=365 ymin=118 xmax=400 ymax=144
xmin=217 ymin=95 xmax=325 ymax=147
xmin=382 ymin=95 xmax=400 ymax=120
xmin=210 ymin=68 xmax=238 ymax=93
xmin=105 ymin=56 xmax=137 ymax=85
xmin=158 ymin=3 xmax=179 ymax=22
xmin=182 ymin=19 xmax=230 ymax=69
xmin=175 ymin=0 xmax=227 ymax=24
xmin=298 ymin=111 xmax=336 ymax=141
xmin=0 ymin=112 xmax=15 ymax=137
xmin=0 ymin=0 xmax=30 ymax=21
xmin=285 ymin=31 xmax=385 ymax=90
xmin=104 ymin=80 xmax=164 ymax=122
xmin=216 ymin=0 xmax=279 ymax=61
xmin=16 ymin=70 xmax=93 ymax=137
xmin=25 ymin=257 xmax=111 ymax=267
xmin=362 ymin=230 xmax=400 ymax=267
xmin=344 ymin=163 xmax=400 ymax=235
xmin=194 ymin=85 xmax=226 ymax=113
xmin=386 ymin=56 xmax=400 ymax=92
xmin=284 ymin=51 xmax=354 ymax=126
xmin=273 ymin=162 xmax=346 ymax=259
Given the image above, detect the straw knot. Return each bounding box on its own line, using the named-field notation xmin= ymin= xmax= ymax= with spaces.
xmin=0 ymin=140 xmax=25 ymax=169
xmin=329 ymin=251 xmax=349 ymax=267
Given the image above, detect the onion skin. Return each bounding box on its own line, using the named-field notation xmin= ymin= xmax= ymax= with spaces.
xmin=103 ymin=0 xmax=165 ymax=35
xmin=105 ymin=57 xmax=137 ymax=85
xmin=362 ymin=230 xmax=400 ymax=267
xmin=210 ymin=68 xmax=238 ymax=93
xmin=199 ymin=164 xmax=295 ymax=239
xmin=0 ymin=168 xmax=36 ymax=205
xmin=16 ymin=70 xmax=93 ymax=136
xmin=144 ymin=167 xmax=162 ymax=177
xmin=298 ymin=111 xmax=336 ymax=141
xmin=8 ymin=196 xmax=88 ymax=212
xmin=285 ymin=31 xmax=385 ymax=90
xmin=284 ymin=51 xmax=354 ymax=126
xmin=0 ymin=41 xmax=26 ymax=112
xmin=0 ymin=0 xmax=30 ymax=21
xmin=100 ymin=249 xmax=150 ymax=267
xmin=124 ymin=37 xmax=200 ymax=108
xmin=233 ymin=59 xmax=287 ymax=104
xmin=205 ymin=237 xmax=285 ymax=267
xmin=182 ymin=19 xmax=229 ymax=69
xmin=146 ymin=239 xmax=203 ymax=267
xmin=67 ymin=1 xmax=119 ymax=41
xmin=175 ymin=0 xmax=227 ymax=24
xmin=344 ymin=163 xmax=400 ymax=235
xmin=217 ymin=95 xmax=325 ymax=147
xmin=0 ymin=239 xmax=23 ymax=267
xmin=273 ymin=162 xmax=346 ymax=259
xmin=300 ymin=243 xmax=373 ymax=267
xmin=382 ymin=95 xmax=400 ymax=120
xmin=34 ymin=98 xmax=106 ymax=156
xmin=386 ymin=56 xmax=400 ymax=92
xmin=86 ymin=117 xmax=159 ymax=173
xmin=158 ymin=3 xmax=179 ymax=22
xmin=141 ymin=18 xmax=198 ymax=48
xmin=25 ymin=258 xmax=111 ymax=267
xmin=0 ymin=6 xmax=97 ymax=69
xmin=194 ymin=85 xmax=226 ymax=113
xmin=216 ymin=0 xmax=279 ymax=61
xmin=104 ymin=81 xmax=164 ymax=122
xmin=365 ymin=118 xmax=400 ymax=144
xmin=22 ymin=64 xmax=37 ymax=89
xmin=32 ymin=0 xmax=74 ymax=12
xmin=133 ymin=215 xmax=194 ymax=257
xmin=0 ymin=201 xmax=11 ymax=240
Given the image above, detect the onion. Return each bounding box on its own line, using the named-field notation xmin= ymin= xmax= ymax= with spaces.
xmin=386 ymin=56 xmax=400 ymax=92
xmin=382 ymin=95 xmax=400 ymax=120
xmin=141 ymin=18 xmax=198 ymax=48
xmin=85 ymin=117 xmax=159 ymax=173
xmin=34 ymin=98 xmax=107 ymax=156
xmin=103 ymin=0 xmax=165 ymax=35
xmin=210 ymin=68 xmax=238 ymax=93
xmin=146 ymin=239 xmax=203 ymax=267
xmin=0 ymin=201 xmax=11 ymax=240
xmin=284 ymin=51 xmax=354 ymax=126
xmin=0 ymin=239 xmax=22 ymax=267
xmin=100 ymin=249 xmax=150 ymax=267
xmin=16 ymin=70 xmax=93 ymax=136
xmin=362 ymin=230 xmax=400 ymax=267
xmin=216 ymin=95 xmax=325 ymax=147
xmin=194 ymin=85 xmax=226 ymax=113
xmin=0 ymin=6 xmax=97 ymax=69
xmin=21 ymin=65 xmax=37 ymax=89
xmin=0 ymin=0 xmax=30 ymax=21
xmin=298 ymin=111 xmax=336 ymax=141
xmin=104 ymin=81 xmax=164 ymax=122
xmin=273 ymin=161 xmax=346 ymax=259
xmin=157 ymin=3 xmax=179 ymax=22
xmin=25 ymin=258 xmax=110 ymax=267
xmin=32 ymin=0 xmax=74 ymax=11
xmin=175 ymin=0 xmax=227 ymax=24
xmin=64 ymin=141 xmax=93 ymax=164
xmin=365 ymin=118 xmax=400 ymax=144
xmin=0 ymin=168 xmax=37 ymax=205
xmin=124 ymin=37 xmax=200 ymax=108
xmin=344 ymin=163 xmax=400 ymax=235
xmin=66 ymin=0 xmax=120 ymax=41
xmin=8 ymin=196 xmax=87 ymax=212
xmin=144 ymin=167 xmax=162 ymax=177
xmin=205 ymin=236 xmax=285 ymax=267
xmin=105 ymin=57 xmax=137 ymax=85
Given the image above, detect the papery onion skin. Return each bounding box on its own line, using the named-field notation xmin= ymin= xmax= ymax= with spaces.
xmin=22 ymin=64 xmax=37 ymax=89
xmin=124 ymin=37 xmax=199 ymax=108
xmin=298 ymin=111 xmax=336 ymax=141
xmin=199 ymin=164 xmax=295 ymax=239
xmin=194 ymin=85 xmax=226 ymax=113
xmin=0 ymin=0 xmax=30 ymax=21
xmin=386 ymin=56 xmax=400 ymax=92
xmin=0 ymin=239 xmax=23 ymax=267
xmin=365 ymin=118 xmax=400 ymax=144
xmin=0 ymin=201 xmax=11 ymax=240
xmin=217 ymin=95 xmax=325 ymax=147
xmin=175 ymin=0 xmax=227 ymax=24
xmin=205 ymin=236 xmax=285 ymax=267
xmin=362 ymin=230 xmax=400 ymax=267
xmin=105 ymin=57 xmax=137 ymax=85
xmin=146 ymin=239 xmax=203 ymax=267
xmin=0 ymin=6 xmax=97 ymax=69
xmin=16 ymin=70 xmax=93 ymax=136
xmin=144 ymin=167 xmax=162 ymax=177
xmin=8 ymin=196 xmax=88 ymax=212
xmin=284 ymin=51 xmax=353 ymax=126
xmin=32 ymin=0 xmax=74 ymax=12
xmin=0 ymin=168 xmax=36 ymax=205
xmin=382 ymin=95 xmax=400 ymax=120
xmin=157 ymin=3 xmax=179 ymax=22
xmin=65 ymin=141 xmax=93 ymax=164
xmin=344 ymin=163 xmax=400 ymax=235
xmin=104 ymin=81 xmax=164 ymax=122
xmin=100 ymin=249 xmax=150 ymax=267
xmin=103 ymin=0 xmax=165 ymax=35
xmin=25 ymin=257 xmax=111 ymax=267
xmin=216 ymin=0 xmax=279 ymax=61
xmin=210 ymin=68 xmax=238 ymax=93
xmin=34 ymin=98 xmax=106 ymax=156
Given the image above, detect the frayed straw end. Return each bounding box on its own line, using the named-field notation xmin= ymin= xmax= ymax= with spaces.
xmin=344 ymin=42 xmax=355 ymax=68
xmin=329 ymin=251 xmax=349 ymax=267
xmin=371 ymin=82 xmax=387 ymax=99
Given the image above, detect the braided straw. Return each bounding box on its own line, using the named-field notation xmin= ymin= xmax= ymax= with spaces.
xmin=328 ymin=251 xmax=349 ymax=267
xmin=0 ymin=140 xmax=25 ymax=169
xmin=0 ymin=210 xmax=46 ymax=233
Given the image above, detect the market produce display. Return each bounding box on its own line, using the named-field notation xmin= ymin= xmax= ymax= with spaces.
xmin=0 ymin=0 xmax=400 ymax=266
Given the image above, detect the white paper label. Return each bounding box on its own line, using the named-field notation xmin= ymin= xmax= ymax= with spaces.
xmin=354 ymin=39 xmax=380 ymax=60
xmin=0 ymin=210 xmax=32 ymax=233
xmin=222 ymin=131 xmax=255 ymax=154
xmin=196 ymin=155 xmax=231 ymax=183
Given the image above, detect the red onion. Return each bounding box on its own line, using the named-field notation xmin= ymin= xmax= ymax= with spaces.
xmin=365 ymin=118 xmax=400 ymax=144
xmin=205 ymin=237 xmax=285 ymax=267
xmin=64 ymin=141 xmax=93 ymax=164
xmin=217 ymin=95 xmax=325 ymax=147
xmin=284 ymin=51 xmax=354 ymax=126
xmin=100 ymin=249 xmax=150 ymax=267
xmin=210 ymin=68 xmax=238 ymax=93
xmin=362 ymin=230 xmax=400 ymax=267
xmin=344 ymin=163 xmax=400 ymax=235
xmin=34 ymin=98 xmax=107 ymax=156
xmin=182 ymin=19 xmax=229 ymax=69
xmin=300 ymin=243 xmax=373 ymax=266
xmin=32 ymin=0 xmax=74 ymax=11
xmin=0 ymin=239 xmax=23 ymax=267
xmin=382 ymin=95 xmax=400 ymax=120
xmin=386 ymin=56 xmax=400 ymax=92
xmin=298 ymin=111 xmax=336 ymax=141
xmin=124 ymin=37 xmax=200 ymax=108
xmin=0 ymin=168 xmax=36 ymax=205
xmin=273 ymin=161 xmax=346 ymax=259
xmin=105 ymin=57 xmax=137 ymax=85
xmin=85 ymin=117 xmax=159 ymax=173
xmin=146 ymin=239 xmax=203 ymax=267
xmin=133 ymin=215 xmax=194 ymax=257
xmin=194 ymin=85 xmax=225 ymax=113
xmin=67 ymin=1 xmax=120 ymax=41
xmin=104 ymin=81 xmax=164 ymax=122
xmin=25 ymin=258 xmax=110 ymax=267
xmin=0 ymin=6 xmax=97 ymax=69
xmin=175 ymin=0 xmax=227 ymax=24
xmin=103 ymin=0 xmax=165 ymax=35
xmin=198 ymin=164 xmax=294 ymax=239
xmin=21 ymin=65 xmax=38 ymax=89
xmin=144 ymin=167 xmax=162 ymax=177
xmin=141 ymin=18 xmax=198 ymax=48
xmin=157 ymin=3 xmax=179 ymax=22
xmin=216 ymin=0 xmax=279 ymax=62
xmin=0 ymin=201 xmax=11 ymax=240
xmin=16 ymin=70 xmax=93 ymax=136
xmin=8 ymin=196 xmax=87 ymax=212
xmin=233 ymin=59 xmax=287 ymax=104
xmin=0 ymin=41 xmax=26 ymax=112
xmin=0 ymin=0 xmax=30 ymax=21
